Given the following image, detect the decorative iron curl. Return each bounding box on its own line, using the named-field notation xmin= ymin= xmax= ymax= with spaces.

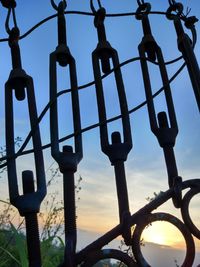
xmin=76 ymin=179 xmax=200 ymax=266
xmin=181 ymin=188 xmax=200 ymax=239
xmin=81 ymin=249 xmax=137 ymax=266
xmin=132 ymin=212 xmax=195 ymax=267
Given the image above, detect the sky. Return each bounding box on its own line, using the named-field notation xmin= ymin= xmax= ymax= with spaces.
xmin=0 ymin=0 xmax=200 ymax=266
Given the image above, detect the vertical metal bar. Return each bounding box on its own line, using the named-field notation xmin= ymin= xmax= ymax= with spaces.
xmin=23 ymin=171 xmax=41 ymax=267
xmin=63 ymin=154 xmax=76 ymax=266
xmin=5 ymin=74 xmax=46 ymax=215
xmin=114 ymin=162 xmax=130 ymax=222
xmin=57 ymin=2 xmax=67 ymax=46
xmin=94 ymin=8 xmax=111 ymax=74
xmin=136 ymin=5 xmax=181 ymax=207
xmin=8 ymin=27 xmax=25 ymax=100
xmin=49 ymin=3 xmax=82 ymax=263
xmin=92 ymin=7 xmax=132 ymax=244
xmin=174 ymin=18 xmax=200 ymax=112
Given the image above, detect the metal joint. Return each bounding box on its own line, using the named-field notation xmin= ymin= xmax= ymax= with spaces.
xmin=5 ymin=74 xmax=46 ymax=216
xmin=135 ymin=2 xmax=151 ymax=20
xmin=54 ymin=0 xmax=69 ymax=66
xmin=90 ymin=0 xmax=102 ymax=15
xmin=136 ymin=7 xmax=158 ymax=62
xmin=166 ymin=2 xmax=184 ymax=20
xmin=93 ymin=7 xmax=112 ymax=74
xmin=138 ymin=36 xmax=178 ymax=147
xmin=167 ymin=10 xmax=200 ymax=112
xmin=172 ymin=176 xmax=182 ymax=208
xmin=8 ymin=27 xmax=27 ymax=101
xmin=50 ymin=0 xmax=67 ymax=11
xmin=156 ymin=112 xmax=178 ymax=148
xmin=92 ymin=45 xmax=132 ymax=163
xmin=50 ymin=48 xmax=83 ymax=173
xmin=5 ymin=2 xmax=18 ymax=34
xmin=94 ymin=7 xmax=106 ymax=28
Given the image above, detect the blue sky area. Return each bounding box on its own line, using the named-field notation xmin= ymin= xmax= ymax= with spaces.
xmin=0 ymin=0 xmax=200 ymax=266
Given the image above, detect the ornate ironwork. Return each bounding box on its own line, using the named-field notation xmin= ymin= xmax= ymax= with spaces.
xmin=0 ymin=0 xmax=200 ymax=266
xmin=4 ymin=7 xmax=46 ymax=265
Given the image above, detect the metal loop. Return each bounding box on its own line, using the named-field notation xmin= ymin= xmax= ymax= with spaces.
xmin=137 ymin=0 xmax=145 ymax=6
xmin=50 ymin=0 xmax=67 ymax=11
xmin=92 ymin=46 xmax=132 ymax=163
xmin=5 ymin=6 xmax=18 ymax=34
xmin=181 ymin=188 xmax=200 ymax=239
xmin=90 ymin=0 xmax=102 ymax=14
xmin=5 ymin=74 xmax=46 ymax=215
xmin=82 ymin=249 xmax=137 ymax=267
xmin=168 ymin=0 xmax=176 ymax=5
xmin=50 ymin=47 xmax=83 ymax=172
xmin=166 ymin=2 xmax=184 ymax=20
xmin=138 ymin=39 xmax=178 ymax=145
xmin=135 ymin=2 xmax=151 ymax=20
xmin=132 ymin=212 xmax=195 ymax=267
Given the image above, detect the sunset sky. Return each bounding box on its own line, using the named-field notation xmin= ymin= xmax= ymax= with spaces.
xmin=0 ymin=0 xmax=200 ymax=266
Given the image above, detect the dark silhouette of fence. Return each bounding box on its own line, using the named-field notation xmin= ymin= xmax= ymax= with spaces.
xmin=0 ymin=0 xmax=200 ymax=266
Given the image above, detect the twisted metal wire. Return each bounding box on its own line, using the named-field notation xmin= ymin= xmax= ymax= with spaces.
xmin=0 ymin=9 xmax=195 ymax=42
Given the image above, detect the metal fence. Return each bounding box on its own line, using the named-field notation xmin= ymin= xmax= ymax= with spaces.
xmin=0 ymin=0 xmax=200 ymax=266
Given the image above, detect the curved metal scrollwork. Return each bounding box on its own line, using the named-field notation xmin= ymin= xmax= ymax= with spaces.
xmin=132 ymin=212 xmax=195 ymax=267
xmin=181 ymin=188 xmax=200 ymax=239
xmin=81 ymin=249 xmax=137 ymax=267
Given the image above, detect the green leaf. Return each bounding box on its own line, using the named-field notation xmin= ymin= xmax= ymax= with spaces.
xmin=0 ymin=246 xmax=20 ymax=265
xmin=55 ymin=236 xmax=65 ymax=248
xmin=10 ymin=223 xmax=28 ymax=267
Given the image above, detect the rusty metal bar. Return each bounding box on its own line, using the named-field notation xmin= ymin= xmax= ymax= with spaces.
xmin=5 ymin=72 xmax=46 ymax=216
xmin=166 ymin=2 xmax=200 ymax=112
xmin=1 ymin=1 xmax=200 ymax=266
xmin=136 ymin=2 xmax=182 ymax=208
xmin=92 ymin=4 xmax=132 ymax=245
xmin=23 ymin=170 xmax=42 ymax=267
xmin=5 ymin=30 xmax=46 ymax=267
xmin=49 ymin=1 xmax=82 ymax=265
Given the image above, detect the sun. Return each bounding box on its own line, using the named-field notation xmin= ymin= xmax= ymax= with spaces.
xmin=141 ymin=221 xmax=184 ymax=247
xmin=142 ymin=223 xmax=168 ymax=246
xmin=148 ymin=234 xmax=167 ymax=246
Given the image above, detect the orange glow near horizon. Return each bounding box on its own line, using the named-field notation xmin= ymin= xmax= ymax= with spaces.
xmin=141 ymin=221 xmax=186 ymax=249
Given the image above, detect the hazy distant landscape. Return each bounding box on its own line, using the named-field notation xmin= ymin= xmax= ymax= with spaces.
xmin=77 ymin=229 xmax=200 ymax=267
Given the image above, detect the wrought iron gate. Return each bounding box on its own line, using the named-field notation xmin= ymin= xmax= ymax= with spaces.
xmin=0 ymin=0 xmax=200 ymax=266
